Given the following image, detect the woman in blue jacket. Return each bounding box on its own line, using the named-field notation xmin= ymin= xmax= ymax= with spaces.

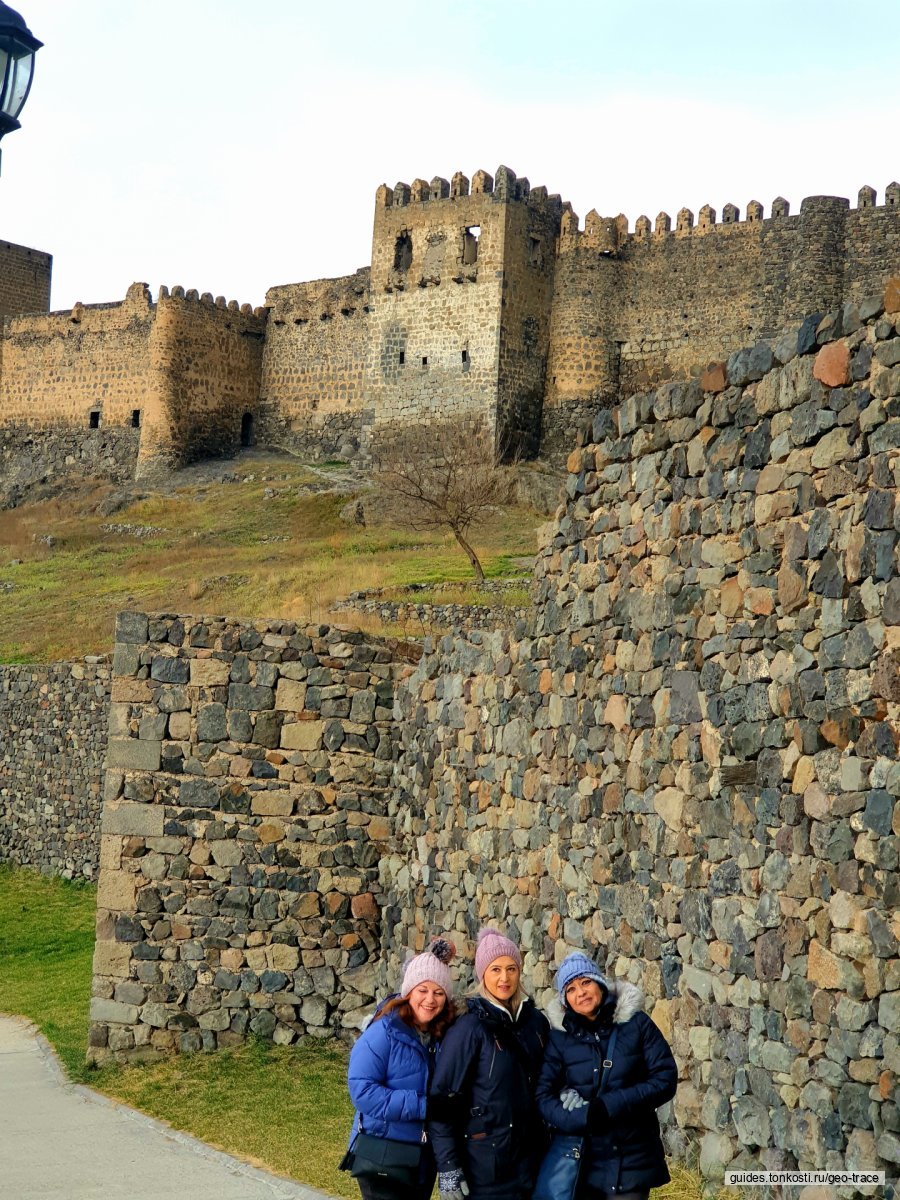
xmin=535 ymin=952 xmax=678 ymax=1200
xmin=427 ymin=928 xmax=550 ymax=1200
xmin=347 ymin=939 xmax=457 ymax=1200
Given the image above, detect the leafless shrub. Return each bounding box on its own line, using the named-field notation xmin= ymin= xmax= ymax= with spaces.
xmin=371 ymin=419 xmax=512 ymax=583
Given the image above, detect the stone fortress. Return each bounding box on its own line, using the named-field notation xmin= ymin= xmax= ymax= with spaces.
xmin=1 ymin=166 xmax=900 ymax=1188
xmin=1 ymin=165 xmax=900 ymax=500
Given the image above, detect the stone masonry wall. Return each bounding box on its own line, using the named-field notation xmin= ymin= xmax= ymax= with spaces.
xmin=89 ymin=612 xmax=417 ymax=1064
xmin=0 ymin=238 xmax=52 ymax=321
xmin=135 ymin=287 xmax=267 ymax=476
xmin=0 ymin=657 xmax=110 ymax=879
xmin=496 ymin=180 xmax=562 ymax=457
xmin=367 ymin=176 xmax=505 ymax=446
xmin=543 ymin=185 xmax=900 ymax=457
xmin=258 ymin=271 xmax=372 ymax=462
xmin=0 ymin=283 xmax=154 ymax=501
xmin=0 ymin=283 xmax=155 ymax=428
xmin=3 ymin=170 xmax=900 ymax=478
xmin=383 ymin=282 xmax=900 ymax=1182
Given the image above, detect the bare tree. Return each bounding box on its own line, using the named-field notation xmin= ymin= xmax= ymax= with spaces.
xmin=371 ymin=419 xmax=511 ymax=583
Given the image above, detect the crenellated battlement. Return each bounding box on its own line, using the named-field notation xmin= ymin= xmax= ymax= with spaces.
xmin=158 ymin=283 xmax=266 ymax=320
xmin=375 ymin=164 xmax=566 ymax=215
xmin=559 ymin=181 xmax=900 ymax=250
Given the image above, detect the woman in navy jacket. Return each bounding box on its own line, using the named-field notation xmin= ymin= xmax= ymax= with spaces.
xmin=347 ymin=939 xmax=458 ymax=1200
xmin=535 ymin=952 xmax=678 ymax=1200
xmin=427 ymin=928 xmax=550 ymax=1200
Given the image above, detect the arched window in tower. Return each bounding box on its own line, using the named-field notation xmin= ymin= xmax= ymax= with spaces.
xmin=462 ymin=226 xmax=480 ymax=265
xmin=393 ymin=233 xmax=413 ymax=272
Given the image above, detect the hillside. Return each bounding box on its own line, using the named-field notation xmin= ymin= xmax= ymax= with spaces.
xmin=0 ymin=452 xmax=544 ymax=663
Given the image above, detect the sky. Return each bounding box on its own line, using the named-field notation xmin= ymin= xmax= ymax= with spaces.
xmin=2 ymin=0 xmax=900 ymax=311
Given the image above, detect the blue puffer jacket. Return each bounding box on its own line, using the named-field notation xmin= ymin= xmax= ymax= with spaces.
xmin=427 ymin=996 xmax=550 ymax=1200
xmin=348 ymin=1006 xmax=437 ymax=1146
xmin=535 ymin=982 xmax=678 ymax=1194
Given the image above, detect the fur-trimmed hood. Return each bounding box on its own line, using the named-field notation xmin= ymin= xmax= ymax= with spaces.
xmin=545 ymin=980 xmax=645 ymax=1031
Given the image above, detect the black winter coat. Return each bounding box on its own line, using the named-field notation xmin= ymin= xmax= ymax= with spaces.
xmin=535 ymin=983 xmax=677 ymax=1195
xmin=427 ymin=995 xmax=550 ymax=1200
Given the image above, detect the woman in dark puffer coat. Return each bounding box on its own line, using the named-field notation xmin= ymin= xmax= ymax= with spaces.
xmin=535 ymin=952 xmax=677 ymax=1200
xmin=427 ymin=928 xmax=550 ymax=1200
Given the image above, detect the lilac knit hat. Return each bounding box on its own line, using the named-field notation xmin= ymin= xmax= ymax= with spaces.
xmin=400 ymin=938 xmax=456 ymax=998
xmin=474 ymin=927 xmax=522 ymax=981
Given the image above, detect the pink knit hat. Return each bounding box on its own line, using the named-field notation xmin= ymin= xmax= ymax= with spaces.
xmin=474 ymin=927 xmax=522 ymax=981
xmin=400 ymin=938 xmax=456 ymax=998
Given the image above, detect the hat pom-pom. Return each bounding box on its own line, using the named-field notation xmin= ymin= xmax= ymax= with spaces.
xmin=429 ymin=938 xmax=455 ymax=965
xmin=477 ymin=927 xmax=497 ymax=945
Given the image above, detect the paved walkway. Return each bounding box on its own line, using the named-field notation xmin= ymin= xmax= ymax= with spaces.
xmin=0 ymin=1014 xmax=335 ymax=1200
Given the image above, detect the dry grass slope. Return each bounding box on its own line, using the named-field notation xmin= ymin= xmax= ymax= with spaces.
xmin=0 ymin=455 xmax=541 ymax=662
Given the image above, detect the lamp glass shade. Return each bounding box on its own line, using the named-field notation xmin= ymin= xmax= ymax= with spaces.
xmin=0 ymin=34 xmax=35 ymax=122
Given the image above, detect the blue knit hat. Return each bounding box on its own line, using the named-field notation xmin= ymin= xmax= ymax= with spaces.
xmin=556 ymin=952 xmax=608 ymax=1004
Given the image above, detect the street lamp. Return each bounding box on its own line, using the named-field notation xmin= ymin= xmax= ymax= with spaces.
xmin=0 ymin=1 xmax=41 ymax=156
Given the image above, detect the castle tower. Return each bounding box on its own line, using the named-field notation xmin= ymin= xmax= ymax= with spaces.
xmin=367 ymin=166 xmax=564 ymax=457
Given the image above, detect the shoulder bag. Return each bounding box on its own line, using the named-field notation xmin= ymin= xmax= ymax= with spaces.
xmin=533 ymin=1027 xmax=619 ymax=1200
xmin=340 ymin=1113 xmax=424 ymax=1189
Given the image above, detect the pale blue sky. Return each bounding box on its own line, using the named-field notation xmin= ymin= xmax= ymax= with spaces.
xmin=4 ymin=0 xmax=899 ymax=309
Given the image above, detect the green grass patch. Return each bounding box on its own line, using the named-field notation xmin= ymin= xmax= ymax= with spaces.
xmin=0 ymin=866 xmax=356 ymax=1194
xmin=0 ymin=865 xmax=97 ymax=1077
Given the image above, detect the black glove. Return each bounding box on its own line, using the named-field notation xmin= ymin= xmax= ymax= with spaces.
xmin=587 ymin=1098 xmax=608 ymax=1133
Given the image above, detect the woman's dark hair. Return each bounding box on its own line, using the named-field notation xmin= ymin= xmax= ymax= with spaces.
xmin=374 ymin=994 xmax=458 ymax=1039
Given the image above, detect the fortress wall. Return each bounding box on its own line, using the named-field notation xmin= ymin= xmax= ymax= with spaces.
xmin=0 ymin=283 xmax=154 ymax=500
xmin=88 ymin=612 xmax=416 ymax=1063
xmin=496 ymin=186 xmax=562 ymax=457
xmin=542 ymin=230 xmax=623 ymax=461
xmin=257 ymin=270 xmax=372 ymax=461
xmin=367 ymin=179 xmax=508 ymax=444
xmin=0 ymin=238 xmax=52 ymax=320
xmin=0 ymin=657 xmax=110 ymax=879
xmin=384 ymin=288 xmax=900 ymax=1181
xmin=542 ymin=194 xmax=900 ymax=462
xmin=0 ymin=283 xmax=154 ymax=427
xmin=844 ymin=203 xmax=900 ymax=304
xmin=136 ymin=290 xmax=267 ymax=476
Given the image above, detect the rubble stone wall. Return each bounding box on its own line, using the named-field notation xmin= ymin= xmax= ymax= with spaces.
xmin=0 ymin=283 xmax=155 ymax=429
xmin=0 ymin=657 xmax=110 ymax=879
xmin=259 ymin=271 xmax=372 ymax=462
xmin=88 ymin=612 xmax=417 ymax=1064
xmin=383 ymin=286 xmax=900 ymax=1181
xmin=544 ymin=191 xmax=900 ymax=438
xmin=0 ymin=238 xmax=52 ymax=320
xmin=136 ymin=287 xmax=267 ymax=476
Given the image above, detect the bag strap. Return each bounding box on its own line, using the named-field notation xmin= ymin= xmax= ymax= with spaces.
xmin=596 ymin=1027 xmax=619 ymax=1096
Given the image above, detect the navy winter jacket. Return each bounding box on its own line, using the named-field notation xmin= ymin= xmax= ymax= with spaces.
xmin=427 ymin=996 xmax=550 ymax=1200
xmin=347 ymin=1007 xmax=437 ymax=1146
xmin=535 ymin=982 xmax=678 ymax=1194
